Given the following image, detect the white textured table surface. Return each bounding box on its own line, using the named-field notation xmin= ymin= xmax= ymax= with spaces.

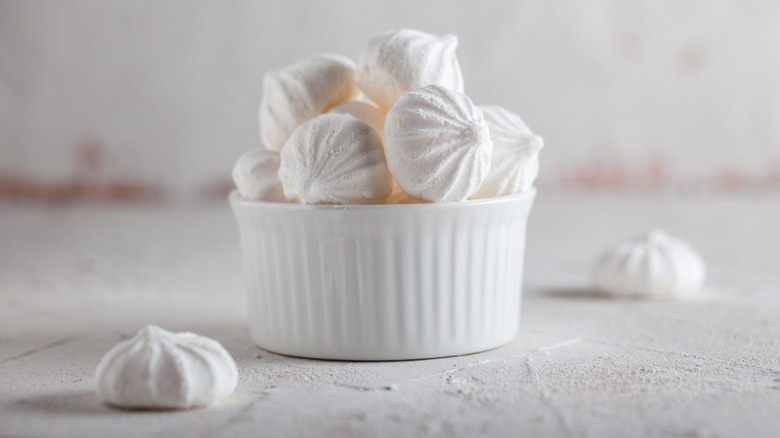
xmin=1 ymin=195 xmax=779 ymax=438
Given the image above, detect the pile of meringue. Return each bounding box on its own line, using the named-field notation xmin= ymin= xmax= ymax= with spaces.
xmin=233 ymin=29 xmax=543 ymax=205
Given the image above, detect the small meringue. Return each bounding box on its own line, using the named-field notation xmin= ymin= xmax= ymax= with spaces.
xmin=472 ymin=106 xmax=544 ymax=198
xmin=383 ymin=85 xmax=492 ymax=203
xmin=94 ymin=325 xmax=238 ymax=410
xmin=593 ymin=229 xmax=706 ymax=299
xmin=328 ymin=101 xmax=386 ymax=136
xmin=232 ymin=148 xmax=285 ymax=202
xmin=278 ymin=114 xmax=392 ymax=204
xmin=358 ymin=29 xmax=464 ymax=110
xmin=259 ymin=54 xmax=360 ymax=151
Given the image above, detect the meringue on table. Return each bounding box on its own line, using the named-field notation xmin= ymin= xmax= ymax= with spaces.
xmin=383 ymin=84 xmax=493 ymax=203
xmin=593 ymin=229 xmax=706 ymax=299
xmin=94 ymin=325 xmax=238 ymax=410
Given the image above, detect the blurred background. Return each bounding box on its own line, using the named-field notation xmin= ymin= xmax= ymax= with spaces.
xmin=1 ymin=0 xmax=779 ymax=204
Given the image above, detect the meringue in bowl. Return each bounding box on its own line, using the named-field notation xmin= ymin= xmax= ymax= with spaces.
xmin=230 ymin=190 xmax=536 ymax=360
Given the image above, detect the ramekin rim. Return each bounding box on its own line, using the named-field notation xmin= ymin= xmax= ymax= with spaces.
xmin=229 ymin=187 xmax=537 ymax=211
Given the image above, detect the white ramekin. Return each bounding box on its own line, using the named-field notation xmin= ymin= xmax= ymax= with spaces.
xmin=230 ymin=189 xmax=536 ymax=360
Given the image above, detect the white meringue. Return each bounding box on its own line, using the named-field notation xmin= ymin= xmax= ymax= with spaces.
xmin=328 ymin=101 xmax=386 ymax=136
xmin=472 ymin=106 xmax=544 ymax=198
xmin=259 ymin=54 xmax=360 ymax=151
xmin=358 ymin=29 xmax=464 ymax=110
xmin=94 ymin=325 xmax=238 ymax=410
xmin=278 ymin=114 xmax=392 ymax=204
xmin=593 ymin=229 xmax=706 ymax=299
xmin=232 ymin=148 xmax=285 ymax=202
xmin=383 ymin=85 xmax=493 ymax=203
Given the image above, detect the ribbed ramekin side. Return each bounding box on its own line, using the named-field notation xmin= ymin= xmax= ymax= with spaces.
xmin=447 ymin=203 xmax=529 ymax=351
xmin=493 ymin=206 xmax=529 ymax=343
xmin=231 ymin=192 xmax=535 ymax=360
xmin=233 ymin=205 xmax=273 ymax=350
xmin=371 ymin=201 xmax=531 ymax=358
xmin=237 ymin=209 xmax=338 ymax=356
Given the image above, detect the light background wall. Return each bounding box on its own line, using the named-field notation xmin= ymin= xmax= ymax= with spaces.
xmin=1 ymin=0 xmax=779 ymax=200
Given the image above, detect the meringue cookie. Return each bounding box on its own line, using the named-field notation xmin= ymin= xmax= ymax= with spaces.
xmin=472 ymin=106 xmax=544 ymax=198
xmin=593 ymin=229 xmax=706 ymax=299
xmin=94 ymin=325 xmax=238 ymax=410
xmin=279 ymin=114 xmax=392 ymax=204
xmin=328 ymin=101 xmax=386 ymax=136
xmin=358 ymin=29 xmax=464 ymax=110
xmin=259 ymin=54 xmax=360 ymax=151
xmin=232 ymin=148 xmax=285 ymax=202
xmin=383 ymin=85 xmax=493 ymax=203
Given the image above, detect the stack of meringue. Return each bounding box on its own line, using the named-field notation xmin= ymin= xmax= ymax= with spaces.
xmin=234 ymin=28 xmax=544 ymax=205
